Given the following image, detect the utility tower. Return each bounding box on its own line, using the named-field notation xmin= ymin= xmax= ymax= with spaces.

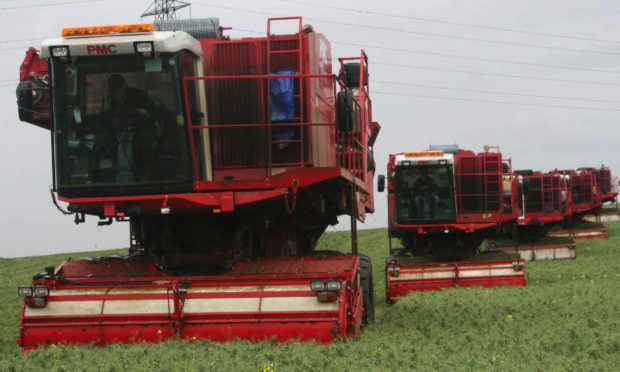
xmin=141 ymin=0 xmax=190 ymax=20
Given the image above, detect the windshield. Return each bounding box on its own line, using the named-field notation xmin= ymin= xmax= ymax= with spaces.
xmin=52 ymin=54 xmax=192 ymax=194
xmin=394 ymin=164 xmax=457 ymax=224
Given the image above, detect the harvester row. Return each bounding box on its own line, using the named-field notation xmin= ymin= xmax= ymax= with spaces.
xmin=13 ymin=16 xmax=617 ymax=350
xmin=379 ymin=146 xmax=617 ymax=302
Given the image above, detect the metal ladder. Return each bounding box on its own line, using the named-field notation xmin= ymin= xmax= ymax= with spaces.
xmin=266 ymin=17 xmax=305 ymax=170
xmin=482 ymin=146 xmax=501 ymax=213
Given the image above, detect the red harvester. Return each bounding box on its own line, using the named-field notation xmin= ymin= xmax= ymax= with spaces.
xmin=378 ymin=145 xmax=526 ymax=302
xmin=546 ymin=169 xmax=607 ymax=239
xmin=489 ymin=169 xmax=576 ymax=261
xmin=15 ymin=17 xmax=380 ymax=350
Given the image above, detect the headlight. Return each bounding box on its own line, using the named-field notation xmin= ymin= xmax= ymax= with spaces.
xmin=51 ymin=46 xmax=69 ymax=57
xmin=387 ymin=266 xmax=401 ymax=277
xmin=310 ymin=280 xmax=325 ymax=291
xmin=326 ymin=280 xmax=342 ymax=291
xmin=18 ymin=285 xmax=33 ymax=297
xmin=33 ymin=285 xmax=50 ymax=297
xmin=134 ymin=41 xmax=154 ymax=58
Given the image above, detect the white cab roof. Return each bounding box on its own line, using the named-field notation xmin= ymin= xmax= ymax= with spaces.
xmin=40 ymin=31 xmax=202 ymax=59
xmin=394 ymin=152 xmax=454 ymax=166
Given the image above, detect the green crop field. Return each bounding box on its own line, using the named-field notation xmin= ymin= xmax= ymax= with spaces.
xmin=1 ymin=223 xmax=618 ymax=371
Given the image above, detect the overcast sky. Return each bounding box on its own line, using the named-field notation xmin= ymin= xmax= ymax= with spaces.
xmin=1 ymin=0 xmax=619 ymax=257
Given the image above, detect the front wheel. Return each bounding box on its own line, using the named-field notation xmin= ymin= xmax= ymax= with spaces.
xmin=358 ymin=254 xmax=375 ymax=325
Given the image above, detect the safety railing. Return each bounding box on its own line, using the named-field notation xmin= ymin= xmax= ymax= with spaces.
xmin=455 ymin=171 xmax=504 ymax=215
xmin=337 ymin=51 xmax=371 ymax=182
xmin=182 ymin=71 xmax=368 ymax=183
xmin=455 ymin=151 xmax=511 ymax=217
xmin=522 ymin=173 xmax=563 ymax=215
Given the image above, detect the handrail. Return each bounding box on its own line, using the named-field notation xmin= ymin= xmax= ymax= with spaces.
xmin=182 ymin=69 xmax=369 ymax=182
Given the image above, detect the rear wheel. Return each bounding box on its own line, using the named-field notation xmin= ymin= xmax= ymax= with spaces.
xmin=359 ymin=254 xmax=375 ymax=325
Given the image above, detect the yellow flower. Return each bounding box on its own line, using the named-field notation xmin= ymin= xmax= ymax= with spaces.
xmin=157 ymin=329 xmax=163 ymax=335
xmin=557 ymin=274 xmax=562 ymax=279
xmin=603 ymin=274 xmax=607 ymax=278
xmin=551 ymin=299 xmax=556 ymax=304
xmin=492 ymin=356 xmax=497 ymax=361
xmin=466 ymin=287 xmax=471 ymax=290
xmin=580 ymin=274 xmax=586 ymax=279
xmin=506 ymin=314 xmax=513 ymax=320
xmin=262 ymin=362 xmax=274 ymax=372
xmin=50 ymin=344 xmax=56 ymax=348
xmin=191 ymin=336 xmax=197 ymax=341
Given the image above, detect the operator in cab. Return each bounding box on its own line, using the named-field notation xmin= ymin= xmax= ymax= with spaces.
xmin=102 ymin=74 xmax=157 ymax=183
xmin=413 ymin=169 xmax=439 ymax=218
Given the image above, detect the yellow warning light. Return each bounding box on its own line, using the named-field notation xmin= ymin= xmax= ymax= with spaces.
xmin=404 ymin=150 xmax=444 ymax=157
xmin=62 ymin=23 xmax=155 ymax=37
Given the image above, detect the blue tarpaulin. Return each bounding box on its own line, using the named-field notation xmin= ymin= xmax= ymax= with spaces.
xmin=270 ymin=71 xmax=297 ymax=143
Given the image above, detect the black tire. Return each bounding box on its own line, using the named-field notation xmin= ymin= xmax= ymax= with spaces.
xmin=358 ymin=254 xmax=375 ymax=325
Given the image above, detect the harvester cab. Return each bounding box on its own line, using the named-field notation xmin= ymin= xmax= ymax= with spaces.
xmin=19 ymin=21 xmax=211 ymax=199
xmin=380 ymin=146 xmax=526 ymax=301
xmin=15 ymin=17 xmax=380 ymax=350
xmin=390 ymin=150 xmax=457 ymax=225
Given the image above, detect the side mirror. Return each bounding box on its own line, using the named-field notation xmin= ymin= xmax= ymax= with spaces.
xmin=16 ymin=79 xmax=51 ymax=130
xmin=377 ymin=174 xmax=385 ymax=192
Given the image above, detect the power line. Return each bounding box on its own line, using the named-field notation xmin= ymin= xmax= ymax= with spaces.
xmin=373 ymin=61 xmax=620 ymax=87
xmin=1 ymin=80 xmax=616 ymax=113
xmin=232 ymin=26 xmax=620 ymax=75
xmin=373 ymin=91 xmax=620 ymax=112
xmin=218 ymin=27 xmax=620 ymax=87
xmin=0 ymin=0 xmax=102 ymax=11
xmin=195 ymin=2 xmax=620 ymax=56
xmin=0 ymin=46 xmax=34 ymax=51
xmin=374 ymin=80 xmax=620 ymax=104
xmin=309 ymin=18 xmax=620 ymax=57
xmin=282 ymin=0 xmax=620 ymax=45
xmin=0 ymin=37 xmax=50 ymax=45
xmin=331 ymin=40 xmax=620 ymax=75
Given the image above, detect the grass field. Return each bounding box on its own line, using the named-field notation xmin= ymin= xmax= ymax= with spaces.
xmin=0 ymin=223 xmax=618 ymax=371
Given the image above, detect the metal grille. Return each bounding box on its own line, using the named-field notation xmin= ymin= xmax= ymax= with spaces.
xmin=155 ymin=18 xmax=221 ymax=39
